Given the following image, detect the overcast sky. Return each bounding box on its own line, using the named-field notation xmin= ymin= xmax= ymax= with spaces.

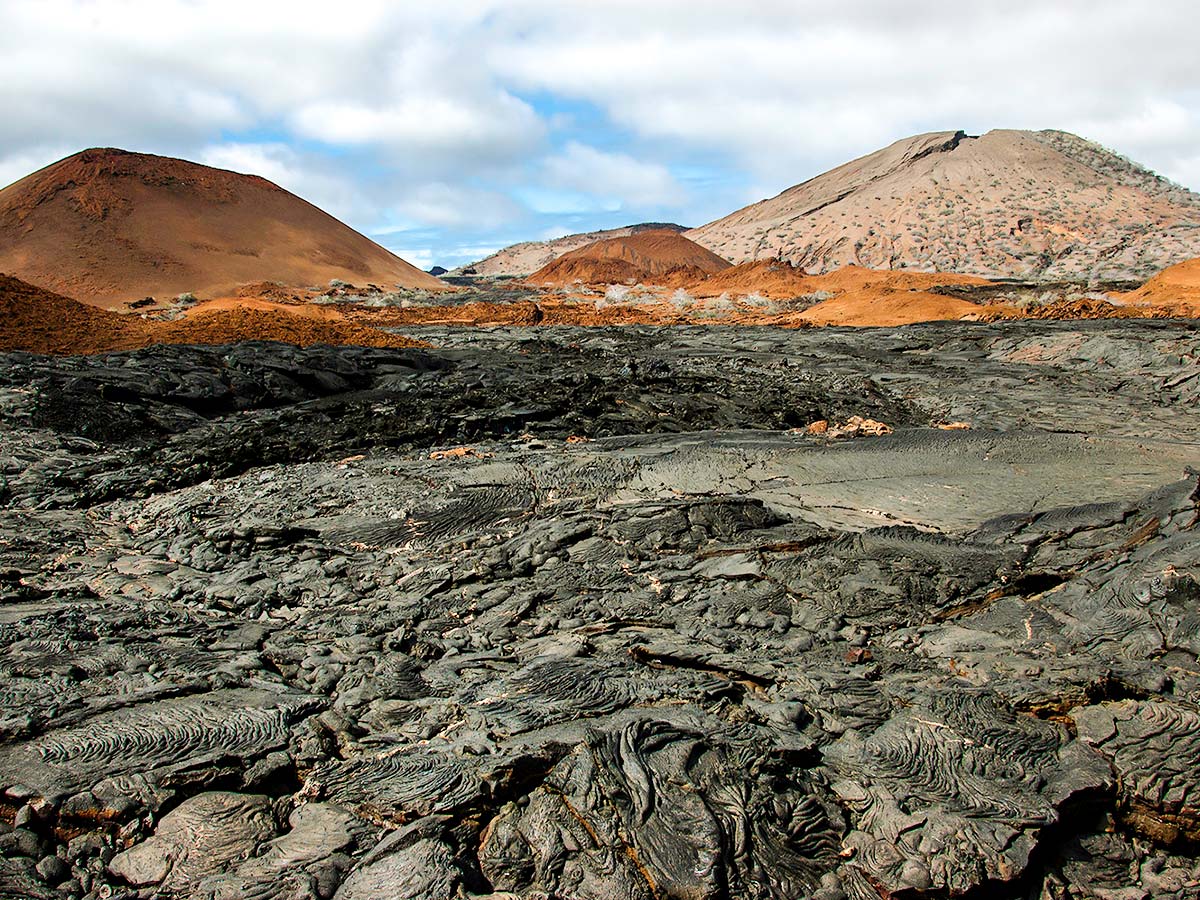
xmin=2 ymin=0 xmax=1198 ymax=269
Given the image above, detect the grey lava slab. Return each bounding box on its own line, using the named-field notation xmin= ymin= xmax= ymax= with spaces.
xmin=0 ymin=688 xmax=322 ymax=798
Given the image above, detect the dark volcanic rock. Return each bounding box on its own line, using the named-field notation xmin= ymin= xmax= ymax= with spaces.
xmin=0 ymin=320 xmax=1198 ymax=899
xmin=480 ymin=718 xmax=841 ymax=898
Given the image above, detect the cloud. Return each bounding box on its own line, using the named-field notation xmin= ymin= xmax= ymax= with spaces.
xmin=387 ymin=247 xmax=437 ymax=271
xmin=0 ymin=1 xmax=540 ymax=176
xmin=384 ymin=183 xmax=522 ymax=229
xmin=487 ymin=0 xmax=1200 ymax=184
xmin=198 ymin=142 xmax=383 ymax=228
xmin=1 ymin=0 xmax=1198 ymax=270
xmin=0 ymin=146 xmax=76 ymax=191
xmin=287 ymin=37 xmax=544 ymax=168
xmin=542 ymin=142 xmax=685 ymax=208
xmin=291 ymin=94 xmax=540 ymax=161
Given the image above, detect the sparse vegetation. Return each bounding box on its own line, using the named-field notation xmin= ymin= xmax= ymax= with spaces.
xmin=669 ymin=288 xmax=693 ymax=310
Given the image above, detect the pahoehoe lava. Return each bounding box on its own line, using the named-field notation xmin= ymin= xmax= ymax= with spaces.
xmin=1 ymin=319 xmax=1199 ymax=898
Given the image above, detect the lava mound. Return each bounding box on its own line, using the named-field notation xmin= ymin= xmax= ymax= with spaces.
xmin=527 ymin=230 xmax=731 ymax=285
xmin=0 ymin=148 xmax=444 ymax=307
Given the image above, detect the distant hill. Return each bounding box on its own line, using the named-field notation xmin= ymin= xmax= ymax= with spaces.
xmin=687 ymin=129 xmax=1200 ymax=281
xmin=456 ymin=222 xmax=688 ymax=277
xmin=527 ymin=230 xmax=730 ymax=286
xmin=0 ymin=148 xmax=445 ymax=307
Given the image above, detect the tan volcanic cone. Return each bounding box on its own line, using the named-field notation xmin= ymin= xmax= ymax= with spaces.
xmin=0 ymin=148 xmax=445 ymax=308
xmin=687 ymin=129 xmax=1200 ymax=282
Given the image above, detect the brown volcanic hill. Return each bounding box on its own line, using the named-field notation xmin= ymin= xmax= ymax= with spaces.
xmin=0 ymin=274 xmax=426 ymax=355
xmin=687 ymin=129 xmax=1200 ymax=282
xmin=455 ymin=222 xmax=688 ymax=276
xmin=527 ymin=230 xmax=731 ymax=286
xmin=0 ymin=148 xmax=445 ymax=308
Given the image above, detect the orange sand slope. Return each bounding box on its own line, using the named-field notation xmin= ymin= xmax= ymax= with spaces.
xmin=0 ymin=275 xmax=428 ymax=355
xmin=527 ymin=231 xmax=731 ymax=286
xmin=1119 ymin=257 xmax=1200 ymax=315
xmin=187 ymin=296 xmax=346 ymax=321
xmin=0 ymin=148 xmax=445 ymax=308
xmin=798 ymin=289 xmax=980 ymax=326
xmin=689 ymin=259 xmax=988 ymax=298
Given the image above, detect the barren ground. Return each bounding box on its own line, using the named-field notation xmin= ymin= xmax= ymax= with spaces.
xmin=1 ymin=319 xmax=1199 ymax=898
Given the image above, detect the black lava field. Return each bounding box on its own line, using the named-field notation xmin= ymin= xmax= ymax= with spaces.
xmin=2 ymin=320 xmax=1199 ymax=899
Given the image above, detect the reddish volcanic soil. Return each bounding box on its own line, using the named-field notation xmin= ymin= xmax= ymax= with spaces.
xmin=0 ymin=148 xmax=445 ymax=308
xmin=525 ymin=246 xmax=994 ymax=325
xmin=686 ymin=258 xmax=816 ymax=298
xmin=0 ymin=275 xmax=428 ymax=355
xmin=352 ymin=300 xmax=718 ymax=329
xmin=353 ymin=252 xmax=1196 ymax=329
xmin=527 ymin=231 xmax=731 ymax=286
xmin=796 ymin=289 xmax=980 ymax=326
xmin=693 ymin=259 xmax=986 ymax=296
xmin=1117 ymin=258 xmax=1200 ymax=315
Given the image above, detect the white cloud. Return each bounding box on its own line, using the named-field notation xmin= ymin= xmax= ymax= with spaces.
xmin=198 ymin=142 xmax=376 ymax=225
xmin=1162 ymin=154 xmax=1200 ymax=195
xmin=486 ymin=0 xmax=1200 ymax=186
xmin=290 ymin=94 xmax=540 ymax=165
xmin=0 ymin=1 xmax=540 ymax=175
xmin=0 ymin=146 xmax=75 ymax=191
xmin=542 ymin=142 xmax=685 ymax=208
xmin=513 ymin=187 xmax=620 ymax=216
xmin=385 ymin=183 xmax=522 ymax=229
xmin=388 ymin=247 xmax=437 ymax=270
xmin=1 ymin=0 xmax=1198 ymax=270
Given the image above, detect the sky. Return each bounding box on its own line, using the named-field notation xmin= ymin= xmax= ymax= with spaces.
xmin=1 ymin=1 xmax=1198 ymax=271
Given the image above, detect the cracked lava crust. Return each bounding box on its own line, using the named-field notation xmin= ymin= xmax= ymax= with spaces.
xmin=1 ymin=319 xmax=1199 ymax=899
